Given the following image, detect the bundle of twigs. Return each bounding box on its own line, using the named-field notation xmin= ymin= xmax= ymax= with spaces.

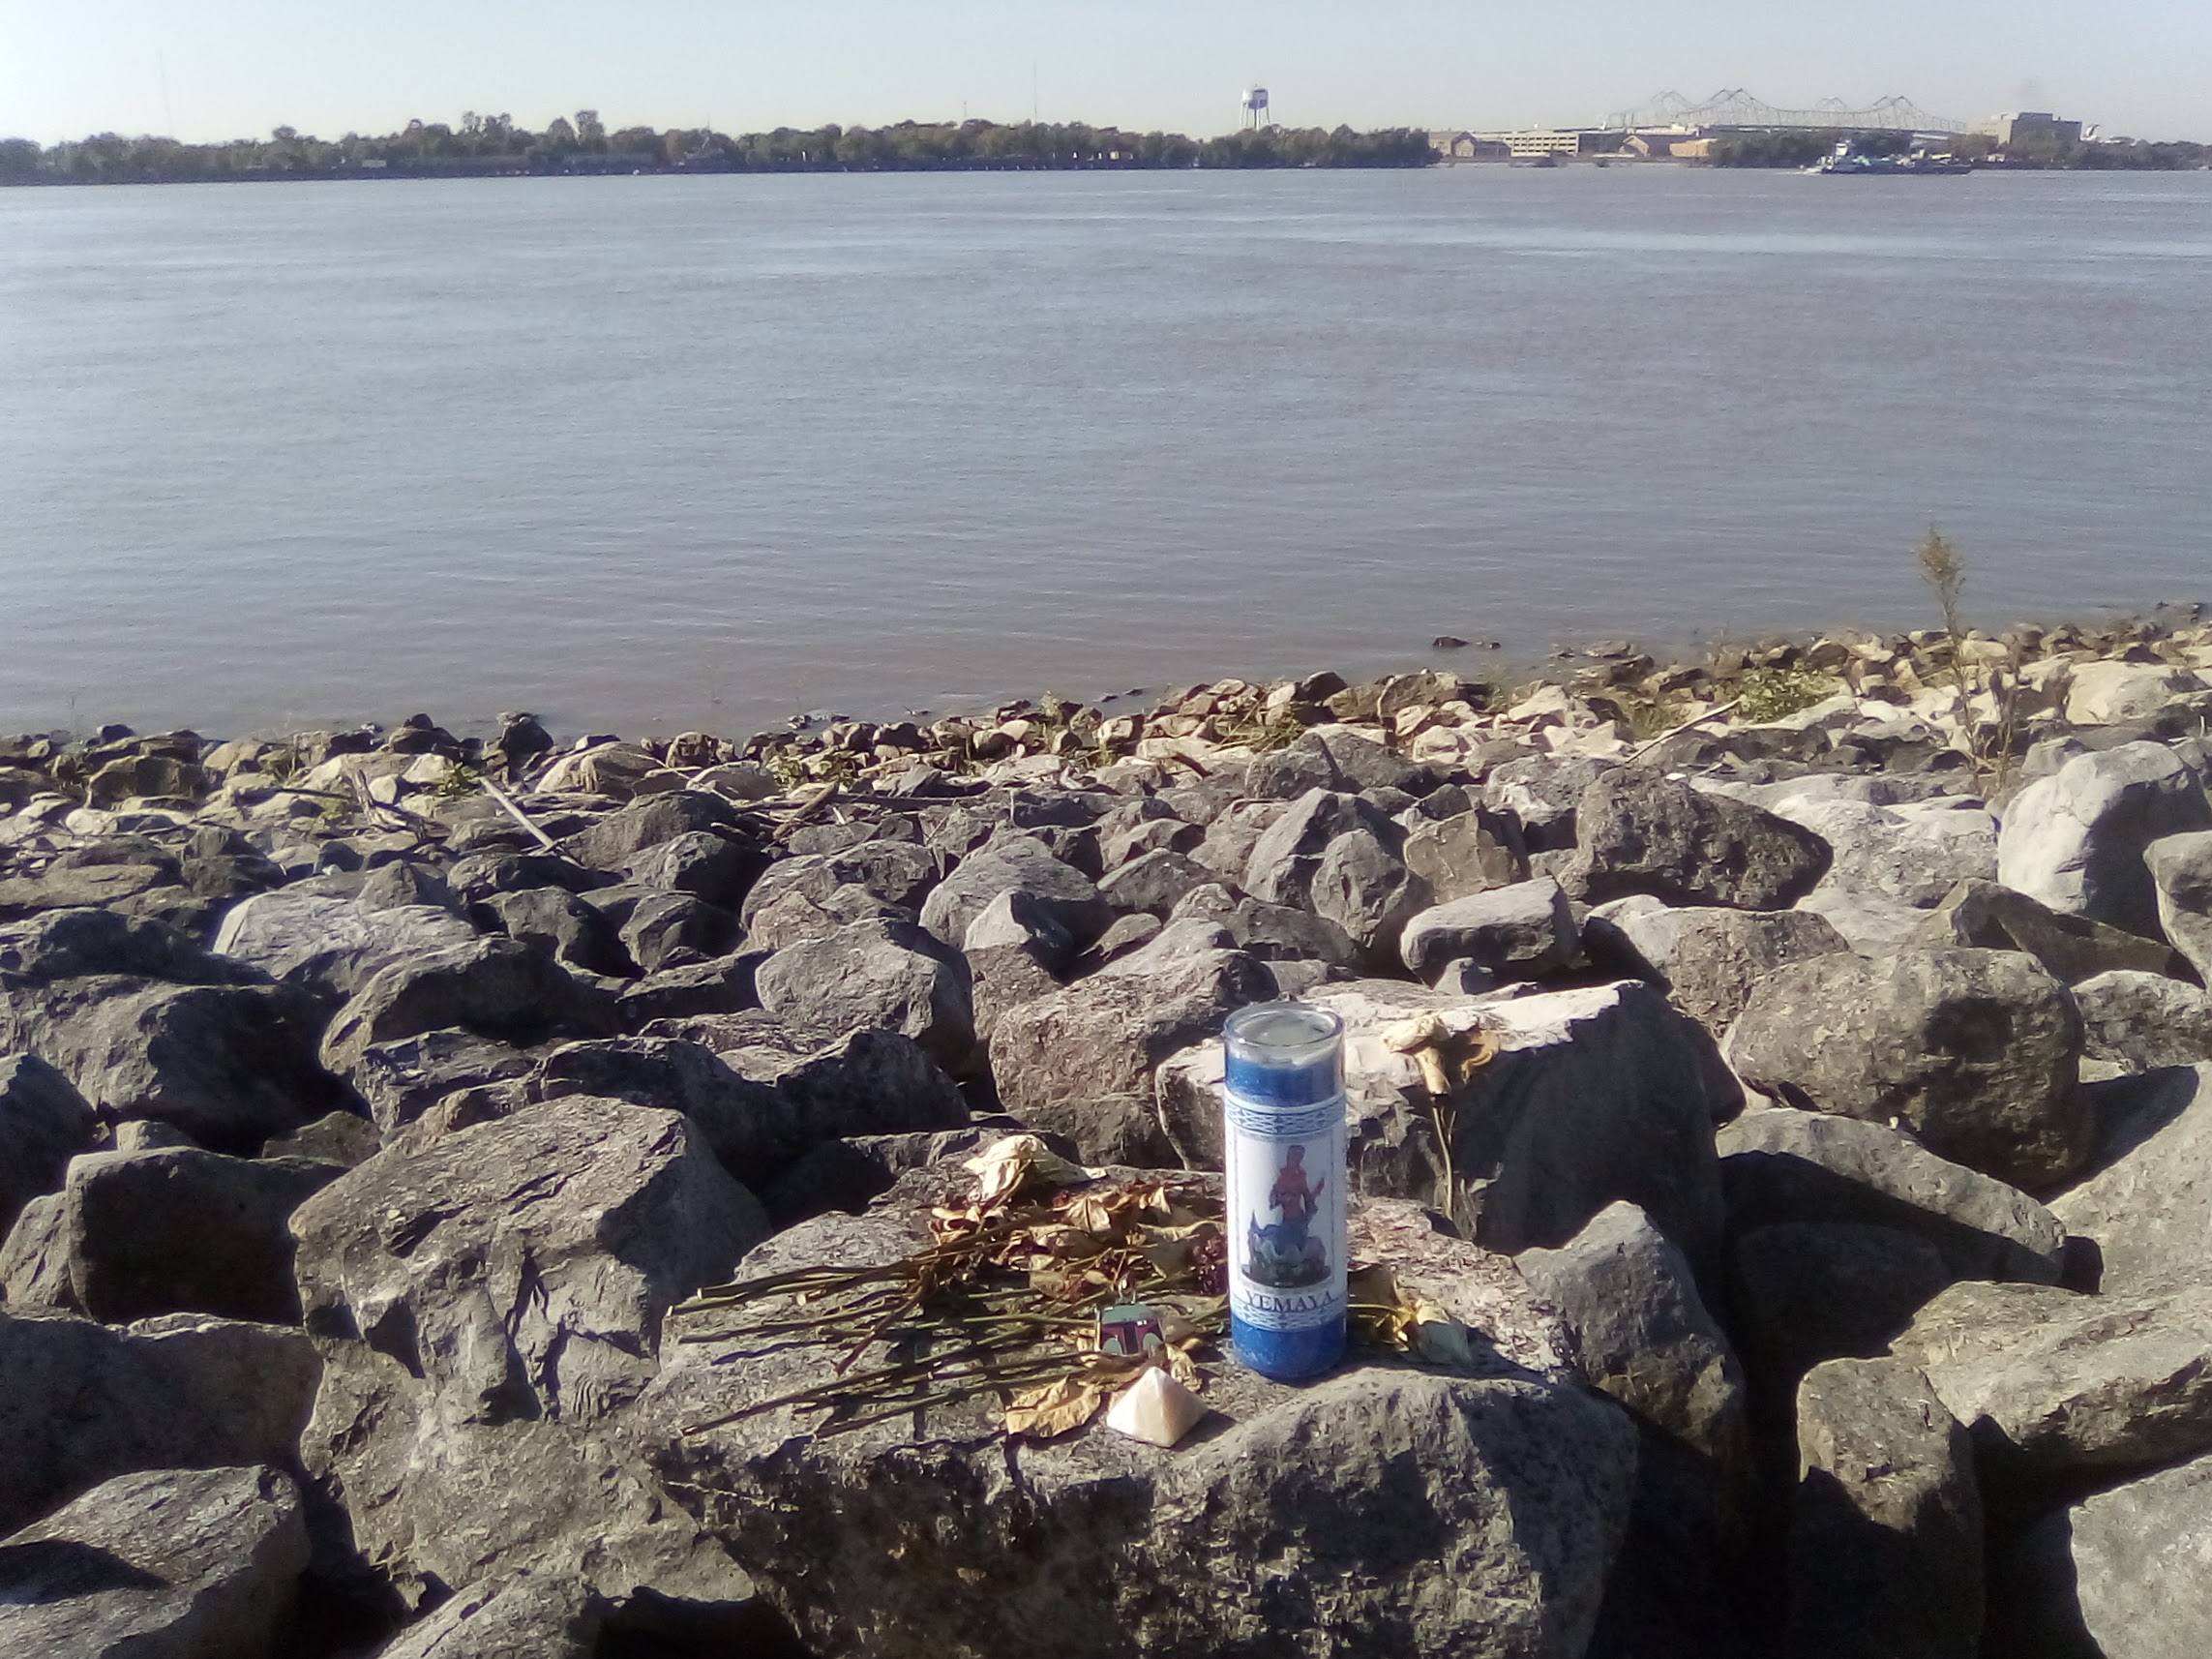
xmin=674 ymin=1141 xmax=1226 ymax=1438
xmin=672 ymin=1134 xmax=1485 ymax=1442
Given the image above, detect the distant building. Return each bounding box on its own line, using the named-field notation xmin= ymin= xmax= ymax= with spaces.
xmin=1457 ymin=129 xmax=1614 ymax=159
xmin=1974 ymin=111 xmax=2084 ymax=148
xmin=1622 ymin=132 xmax=1710 ymax=160
xmin=1428 ymin=130 xmax=1510 ymax=161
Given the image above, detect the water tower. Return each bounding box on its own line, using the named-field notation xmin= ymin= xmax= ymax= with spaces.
xmin=1241 ymin=86 xmax=1272 ymax=130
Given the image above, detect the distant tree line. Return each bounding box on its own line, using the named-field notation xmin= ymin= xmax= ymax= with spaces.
xmin=0 ymin=114 xmax=1437 ymax=186
xmin=1708 ymin=127 xmax=2210 ymax=169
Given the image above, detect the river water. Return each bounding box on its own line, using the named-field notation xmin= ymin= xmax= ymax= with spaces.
xmin=3 ymin=166 xmax=2208 ymax=739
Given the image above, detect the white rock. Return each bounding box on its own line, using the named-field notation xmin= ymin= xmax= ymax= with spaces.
xmin=2065 ymin=660 xmax=2202 ymax=726
xmin=1506 ymin=683 xmax=1575 ymax=724
xmin=1996 ymin=741 xmax=2212 ymax=936
xmin=1104 ymin=1364 xmax=1207 ymax=1448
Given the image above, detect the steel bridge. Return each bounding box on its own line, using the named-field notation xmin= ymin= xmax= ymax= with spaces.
xmin=1601 ymin=89 xmax=1971 ymax=136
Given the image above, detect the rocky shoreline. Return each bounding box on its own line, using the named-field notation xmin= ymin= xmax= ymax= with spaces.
xmin=4 ymin=607 xmax=2212 ymax=1658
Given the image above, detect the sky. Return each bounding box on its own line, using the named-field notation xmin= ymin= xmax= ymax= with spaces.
xmin=2 ymin=0 xmax=2207 ymax=145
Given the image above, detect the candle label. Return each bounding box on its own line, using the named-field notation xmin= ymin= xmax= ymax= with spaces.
xmin=1224 ymin=1085 xmax=1348 ymax=1335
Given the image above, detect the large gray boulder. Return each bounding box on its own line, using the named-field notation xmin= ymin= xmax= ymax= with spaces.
xmin=477 ymin=886 xmax=634 ymax=978
xmin=2051 ymin=1063 xmax=2212 ymax=1295
xmin=0 ymin=1146 xmax=341 ymax=1324
xmin=1093 ymin=799 xmax=1202 ymax=869
xmin=1242 ymin=725 xmax=1435 ymax=799
xmin=1996 ymin=741 xmax=2212 ymax=938
xmin=553 ymin=1021 xmax=969 ymax=1189
xmin=1168 ymin=883 xmax=1360 ymax=969
xmin=1569 ymin=768 xmax=1832 ymax=910
xmin=1484 ymin=755 xmax=1616 ymax=851
xmin=209 ymin=891 xmax=481 ymax=1004
xmin=1889 ymin=1280 xmax=2212 ymax=1483
xmin=918 ymin=835 xmax=1107 ymax=954
xmin=623 ymin=829 xmax=768 ymax=912
xmin=1911 ymin=876 xmax=2186 ymax=983
xmin=350 ymin=1027 xmax=536 ymax=1136
xmin=1095 ymin=848 xmax=1214 ymax=920
xmin=989 ymin=920 xmax=1273 ymax=1164
xmin=1723 ymin=948 xmax=2088 ymax=1191
xmin=1786 ymin=1358 xmax=1982 ymax=1659
xmin=616 ymin=890 xmax=734 ymax=972
xmin=1306 ymin=822 xmax=1430 ymax=969
xmin=0 ymin=976 xmax=344 ymax=1153
xmin=289 ymin=1096 xmax=769 ymax=1603
xmin=634 ymin=1170 xmax=1637 ymax=1659
xmin=1401 ymin=807 xmax=1529 ymax=903
xmin=1590 ymin=898 xmax=1848 ymax=1036
xmin=1159 ymin=978 xmax=1730 ymax=1265
xmin=1718 ymin=1104 xmax=2065 ymax=1285
xmin=0 ymin=863 xmax=177 ymax=917
xmin=0 ymin=908 xmax=234 ymax=987
xmin=1399 ymin=878 xmax=1578 ymax=984
xmin=1517 ymin=1200 xmax=1748 ymax=1466
xmin=961 ymin=892 xmax=1071 ymax=1045
xmin=0 ymin=1310 xmax=320 ymax=1536
xmin=317 ymin=938 xmax=607 ymax=1075
xmin=755 ymin=917 xmax=975 ymax=1075
xmin=0 ymin=1464 xmax=309 ymax=1659
xmin=563 ymin=789 xmax=741 ymax=871
xmin=2009 ymin=1449 xmax=2212 ymax=1659
xmin=611 ymin=950 xmax=762 ymax=1029
xmin=1241 ymin=789 xmax=1425 ymax=948
xmin=2074 ymin=969 xmax=2212 ymax=1071
xmin=741 ymin=878 xmax=908 ymax=952
xmin=0 ymin=1054 xmax=95 ymax=1235
xmin=2146 ymin=828 xmax=2212 ymax=981
xmin=1182 ymin=799 xmax=1281 ymax=883
xmin=1769 ymin=796 xmax=1997 ymax=909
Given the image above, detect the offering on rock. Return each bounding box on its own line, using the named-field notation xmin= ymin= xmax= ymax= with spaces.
xmin=1223 ymin=1002 xmax=1348 ymax=1380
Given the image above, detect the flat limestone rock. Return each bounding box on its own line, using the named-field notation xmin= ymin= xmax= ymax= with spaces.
xmin=1911 ymin=877 xmax=2185 ymax=985
xmin=2051 ymin=1063 xmax=2212 ymax=1295
xmin=633 ymin=1166 xmax=1632 ymax=1659
xmin=1773 ymin=797 xmax=1997 ymax=910
xmin=210 ymin=890 xmax=480 ymax=1004
xmin=289 ymin=1096 xmax=770 ymax=1602
xmin=376 ymin=1573 xmax=603 ymax=1659
xmin=1717 ymin=1104 xmax=2065 ymax=1284
xmin=0 ymin=1310 xmax=320 ymax=1538
xmin=2008 ymin=1448 xmax=2212 ymax=1659
xmin=1889 ymin=1279 xmax=2212 ymax=1483
xmin=0 ymin=1464 xmax=309 ymax=1659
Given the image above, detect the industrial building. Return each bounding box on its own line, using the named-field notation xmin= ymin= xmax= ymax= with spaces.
xmin=1973 ymin=111 xmax=2085 ymax=148
xmin=1428 ymin=128 xmax=1613 ymax=161
xmin=1429 ymin=92 xmax=2081 ymax=166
